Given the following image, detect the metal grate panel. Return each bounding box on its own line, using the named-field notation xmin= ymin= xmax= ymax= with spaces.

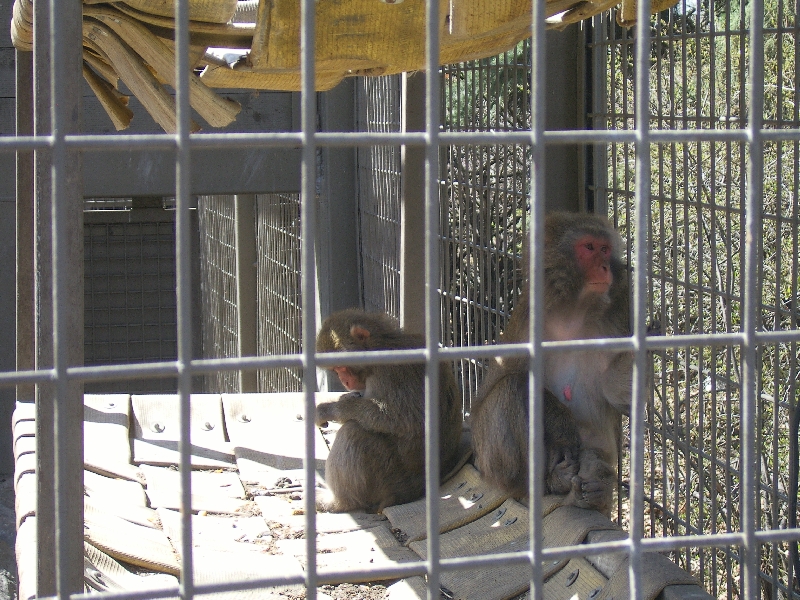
xmin=83 ymin=220 xmax=177 ymax=393
xmin=355 ymin=75 xmax=402 ymax=320
xmin=594 ymin=2 xmax=800 ymax=597
xmin=197 ymin=194 xmax=240 ymax=393
xmin=256 ymin=192 xmax=303 ymax=392
xmin=440 ymin=41 xmax=532 ymax=412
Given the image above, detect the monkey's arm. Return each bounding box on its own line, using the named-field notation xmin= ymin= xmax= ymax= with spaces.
xmin=316 ymin=393 xmax=405 ymax=436
xmin=600 ymin=351 xmax=633 ymax=416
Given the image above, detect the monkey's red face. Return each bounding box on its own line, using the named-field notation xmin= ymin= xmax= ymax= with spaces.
xmin=574 ymin=235 xmax=613 ymax=295
xmin=332 ymin=366 xmax=367 ymax=391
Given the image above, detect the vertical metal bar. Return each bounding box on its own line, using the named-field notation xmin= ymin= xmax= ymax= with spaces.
xmin=16 ymin=50 xmax=35 ymax=406
xmin=544 ymin=26 xmax=580 ymax=213
xmin=742 ymin=0 xmax=764 ymax=598
xmin=300 ymin=0 xmax=319 ymax=597
xmin=401 ymin=72 xmax=427 ymax=336
xmin=590 ymin=15 xmax=608 ymax=213
xmin=706 ymin=1 xmax=720 ymax=590
xmin=49 ymin=0 xmax=84 ymax=590
xmin=33 ymin=0 xmax=55 ymax=588
xmin=630 ymin=0 xmax=653 ymax=597
xmin=317 ymin=82 xmax=361 ymax=319
xmin=173 ymin=0 xmax=194 ymax=587
xmin=424 ymin=0 xmax=442 ymax=596
xmin=235 ymin=195 xmax=258 ymax=392
xmin=528 ymin=0 xmax=546 ymax=597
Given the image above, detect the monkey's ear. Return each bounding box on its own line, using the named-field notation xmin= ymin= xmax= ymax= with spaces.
xmin=350 ymin=325 xmax=371 ymax=343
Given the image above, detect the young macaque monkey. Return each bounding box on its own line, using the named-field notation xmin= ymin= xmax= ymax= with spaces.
xmin=315 ymin=309 xmax=464 ymax=513
xmin=471 ymin=369 xmax=593 ymax=500
xmin=471 ymin=212 xmax=631 ymax=514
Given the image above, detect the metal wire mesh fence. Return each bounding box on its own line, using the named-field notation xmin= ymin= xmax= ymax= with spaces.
xmin=197 ymin=193 xmax=303 ymax=392
xmin=594 ymin=1 xmax=800 ymax=597
xmin=255 ymin=192 xmax=304 ymax=392
xmin=355 ymin=75 xmax=402 ymax=320
xmin=197 ymin=194 xmax=240 ymax=393
xmin=84 ymin=216 xmax=178 ymax=393
xmin=440 ymin=40 xmax=532 ymax=412
xmin=11 ymin=0 xmax=800 ymax=595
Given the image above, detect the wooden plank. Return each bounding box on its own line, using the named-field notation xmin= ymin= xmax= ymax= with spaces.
xmin=132 ymin=394 xmax=235 ymax=468
xmin=193 ymin=547 xmax=304 ymax=600
xmin=141 ymin=465 xmax=254 ymax=515
xmin=14 ymin=471 xmax=35 ymax=528
xmin=84 ymin=394 xmax=143 ymax=482
xmin=13 ymin=419 xmax=34 ymax=442
xmin=255 ymin=494 xmax=387 ymax=535
xmin=16 ymin=517 xmax=36 ymax=600
xmin=389 ymin=560 xmax=608 ymax=600
xmin=276 ymin=523 xmax=418 ymax=581
xmin=542 ymin=558 xmax=607 ymax=600
xmin=595 ymin=553 xmax=701 ymax=600
xmin=84 ymin=511 xmax=180 ymax=575
xmin=85 ymin=497 xmax=161 ymax=530
xmin=157 ymin=507 xmax=272 ymax=553
xmin=84 ymin=542 xmax=178 ymax=593
xmin=84 ymin=470 xmax=148 ymax=507
xmin=11 ymin=401 xmax=35 ymax=429
xmin=383 ymin=463 xmax=508 ymax=544
xmin=222 ymin=393 xmax=333 ymax=482
xmin=409 ymin=499 xmax=531 ymax=600
xmin=13 ymin=436 xmax=35 ymax=462
xmin=14 ymin=452 xmax=35 ymax=485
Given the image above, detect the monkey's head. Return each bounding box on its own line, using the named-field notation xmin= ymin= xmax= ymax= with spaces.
xmin=316 ymin=309 xmax=406 ymax=392
xmin=544 ymin=212 xmax=624 ymax=309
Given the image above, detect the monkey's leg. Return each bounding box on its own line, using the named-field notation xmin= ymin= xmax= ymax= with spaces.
xmin=542 ymin=390 xmax=581 ymax=495
xmin=320 ymin=421 xmax=414 ymax=513
xmin=471 ymin=375 xmax=530 ymax=499
xmin=564 ymin=448 xmax=615 ymax=516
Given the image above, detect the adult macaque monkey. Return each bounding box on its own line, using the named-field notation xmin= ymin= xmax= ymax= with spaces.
xmin=315 ymin=309 xmax=463 ymax=513
xmin=471 ymin=212 xmax=631 ymax=514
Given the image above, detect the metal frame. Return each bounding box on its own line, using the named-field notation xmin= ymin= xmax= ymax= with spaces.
xmin=5 ymin=0 xmax=799 ymax=598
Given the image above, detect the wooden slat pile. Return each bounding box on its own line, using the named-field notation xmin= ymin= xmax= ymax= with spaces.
xmin=9 ymin=0 xmax=680 ymax=132
xmin=13 ymin=393 xmax=706 ymax=600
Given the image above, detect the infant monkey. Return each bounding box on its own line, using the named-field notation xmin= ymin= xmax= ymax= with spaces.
xmin=315 ymin=309 xmax=463 ymax=513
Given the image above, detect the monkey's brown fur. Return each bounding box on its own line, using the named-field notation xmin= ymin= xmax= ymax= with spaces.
xmin=471 ymin=212 xmax=630 ymax=514
xmin=471 ymin=369 xmax=586 ymax=498
xmin=316 ymin=309 xmax=463 ymax=513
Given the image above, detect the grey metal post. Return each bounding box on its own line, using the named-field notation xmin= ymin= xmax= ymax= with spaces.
xmin=49 ymin=0 xmax=85 ymax=590
xmin=400 ymin=72 xmax=426 ymax=336
xmin=316 ymin=79 xmax=361 ymax=318
xmin=544 ymin=25 xmax=581 ymax=214
xmin=15 ymin=50 xmax=35 ymax=409
xmin=316 ymin=81 xmax=360 ymax=391
xmin=33 ymin=0 xmax=55 ymax=589
xmin=588 ymin=16 xmax=609 ymax=216
xmin=234 ymin=194 xmax=258 ymax=392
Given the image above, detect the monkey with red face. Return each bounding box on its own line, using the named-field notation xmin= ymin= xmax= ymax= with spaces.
xmin=471 ymin=212 xmax=631 ymax=514
xmin=315 ymin=309 xmax=463 ymax=513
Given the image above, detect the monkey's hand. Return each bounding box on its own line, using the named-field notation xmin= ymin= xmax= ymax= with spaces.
xmin=565 ymin=449 xmax=615 ymax=515
xmin=315 ymin=401 xmax=340 ymax=427
xmin=546 ymin=448 xmax=578 ymax=495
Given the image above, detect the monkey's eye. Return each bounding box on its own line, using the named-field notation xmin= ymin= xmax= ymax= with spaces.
xmin=600 ymin=245 xmax=610 ymax=255
xmin=585 ymin=243 xmax=594 ymax=251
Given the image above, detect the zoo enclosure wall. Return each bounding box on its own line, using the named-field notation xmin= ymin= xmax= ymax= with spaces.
xmin=5 ymin=0 xmax=800 ymax=599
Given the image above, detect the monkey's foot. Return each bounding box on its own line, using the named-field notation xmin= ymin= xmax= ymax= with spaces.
xmin=315 ymin=489 xmax=337 ymax=512
xmin=567 ymin=475 xmax=612 ymax=515
xmin=546 ymin=450 xmax=579 ymax=495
